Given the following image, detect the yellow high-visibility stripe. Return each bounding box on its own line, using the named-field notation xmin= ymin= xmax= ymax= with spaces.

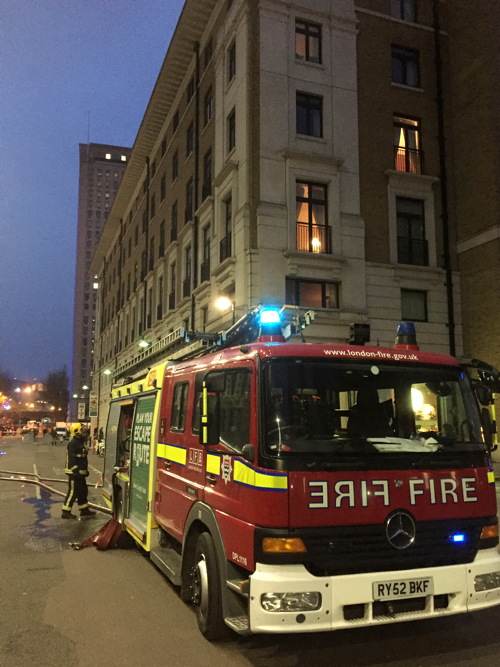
xmin=233 ymin=459 xmax=287 ymax=491
xmin=206 ymin=453 xmax=220 ymax=475
xmin=157 ymin=442 xmax=187 ymax=466
xmin=488 ymin=470 xmax=495 ymax=484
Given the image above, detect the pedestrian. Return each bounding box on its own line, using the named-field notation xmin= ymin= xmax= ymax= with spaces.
xmin=51 ymin=428 xmax=57 ymax=446
xmin=61 ymin=425 xmax=96 ymax=519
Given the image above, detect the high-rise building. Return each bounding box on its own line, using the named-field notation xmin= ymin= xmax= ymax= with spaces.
xmin=89 ymin=0 xmax=500 ymax=426
xmin=70 ymin=143 xmax=131 ymax=421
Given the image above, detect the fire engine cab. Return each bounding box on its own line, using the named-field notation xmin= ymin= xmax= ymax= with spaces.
xmin=102 ymin=307 xmax=500 ymax=639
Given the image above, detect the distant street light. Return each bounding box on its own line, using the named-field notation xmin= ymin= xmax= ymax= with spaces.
xmin=138 ymin=338 xmax=151 ymax=348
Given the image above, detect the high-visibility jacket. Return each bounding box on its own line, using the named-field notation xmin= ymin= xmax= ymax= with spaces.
xmin=65 ymin=434 xmax=89 ymax=477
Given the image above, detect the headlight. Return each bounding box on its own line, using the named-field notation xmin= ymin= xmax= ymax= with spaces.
xmin=474 ymin=571 xmax=500 ymax=592
xmin=261 ymin=592 xmax=321 ymax=612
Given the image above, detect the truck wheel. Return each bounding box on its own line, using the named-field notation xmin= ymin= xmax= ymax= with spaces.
xmin=190 ymin=532 xmax=228 ymax=640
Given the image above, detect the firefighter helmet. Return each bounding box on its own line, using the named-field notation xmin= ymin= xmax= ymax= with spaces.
xmin=70 ymin=424 xmax=82 ymax=436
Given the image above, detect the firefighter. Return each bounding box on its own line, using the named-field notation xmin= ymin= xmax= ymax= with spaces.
xmin=61 ymin=424 xmax=96 ymax=519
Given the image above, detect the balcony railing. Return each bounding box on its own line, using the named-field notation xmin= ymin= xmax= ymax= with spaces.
xmin=394 ymin=146 xmax=423 ymax=174
xmin=200 ymin=258 xmax=210 ymax=283
xmin=220 ymin=232 xmax=232 ymax=262
xmin=397 ymin=237 xmax=429 ymax=266
xmin=296 ymin=222 xmax=332 ymax=254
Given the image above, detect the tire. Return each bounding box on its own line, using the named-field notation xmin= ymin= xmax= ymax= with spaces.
xmin=190 ymin=532 xmax=228 ymax=640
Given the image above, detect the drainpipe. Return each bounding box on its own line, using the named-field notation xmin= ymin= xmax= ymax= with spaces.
xmin=142 ymin=157 xmax=151 ymax=333
xmin=191 ymin=41 xmax=201 ymax=331
xmin=433 ymin=0 xmax=455 ymax=356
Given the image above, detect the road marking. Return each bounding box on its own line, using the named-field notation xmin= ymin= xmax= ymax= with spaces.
xmin=89 ymin=463 xmax=102 ymax=475
xmin=33 ymin=464 xmax=41 ymax=499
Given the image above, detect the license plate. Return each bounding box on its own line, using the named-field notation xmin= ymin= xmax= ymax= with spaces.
xmin=373 ymin=577 xmax=434 ymax=601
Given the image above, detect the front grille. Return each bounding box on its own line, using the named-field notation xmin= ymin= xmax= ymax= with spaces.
xmin=343 ymin=594 xmax=449 ymax=622
xmin=302 ymin=518 xmax=486 ymax=576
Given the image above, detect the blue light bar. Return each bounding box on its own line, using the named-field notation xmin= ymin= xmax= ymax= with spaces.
xmin=451 ymin=533 xmax=466 ymax=543
xmin=259 ymin=309 xmax=281 ymax=325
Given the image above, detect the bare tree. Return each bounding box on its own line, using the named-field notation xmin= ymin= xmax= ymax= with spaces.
xmin=42 ymin=366 xmax=69 ymax=411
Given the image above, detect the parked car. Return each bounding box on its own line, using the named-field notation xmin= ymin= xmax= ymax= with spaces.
xmin=55 ymin=426 xmax=69 ymax=440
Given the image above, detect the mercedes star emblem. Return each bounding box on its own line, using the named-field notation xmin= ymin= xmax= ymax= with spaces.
xmin=385 ymin=511 xmax=416 ymax=550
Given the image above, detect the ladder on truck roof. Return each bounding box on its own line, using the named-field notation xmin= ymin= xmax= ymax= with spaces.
xmin=110 ymin=306 xmax=270 ymax=383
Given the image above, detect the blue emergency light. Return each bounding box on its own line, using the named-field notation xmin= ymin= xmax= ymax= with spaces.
xmin=259 ymin=308 xmax=281 ymax=325
xmin=394 ymin=321 xmax=419 ymax=349
xmin=257 ymin=308 xmax=285 ymax=342
xmin=451 ymin=533 xmax=466 ymax=543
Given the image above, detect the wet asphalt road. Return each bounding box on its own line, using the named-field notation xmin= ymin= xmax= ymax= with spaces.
xmin=2 ymin=435 xmax=500 ymax=667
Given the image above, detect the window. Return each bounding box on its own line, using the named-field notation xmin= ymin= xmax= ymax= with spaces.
xmin=185 ymin=178 xmax=194 ymax=223
xmin=172 ymin=150 xmax=179 ymax=181
xmin=149 ymin=237 xmax=155 ymax=271
xmin=201 ymin=225 xmax=211 ymax=283
xmin=171 ymin=201 xmax=178 ymax=241
xmin=150 ymin=193 xmax=156 ymax=219
xmin=228 ymin=42 xmax=236 ymax=81
xmin=220 ymin=196 xmax=232 ymax=262
xmin=186 ymin=123 xmax=194 ymax=156
xmin=187 ymin=76 xmax=195 ymax=101
xmin=296 ymin=182 xmax=330 ymax=253
xmin=160 ymin=173 xmax=166 ymax=201
xmin=194 ymin=370 xmax=251 ymax=450
xmin=157 ymin=275 xmax=164 ymax=320
xmin=391 ymin=0 xmax=417 ymax=22
xmin=203 ymin=38 xmax=213 ymax=69
xmin=173 ymin=110 xmax=179 ymax=132
xmin=392 ymin=45 xmax=419 ymax=87
xmin=171 ymin=382 xmax=189 ymax=432
xmin=161 ymin=137 xmax=167 ymax=156
xmin=296 ymin=93 xmax=322 ymax=137
xmin=286 ymin=278 xmax=339 ymax=309
xmin=401 ymin=289 xmax=427 ymax=321
xmin=202 ymin=149 xmax=212 ymax=200
xmin=159 ymin=220 xmax=165 ymax=257
xmin=295 ymin=19 xmax=322 ymax=63
xmin=396 ymin=197 xmax=428 ymax=265
xmin=394 ymin=116 xmax=421 ymax=173
xmin=204 ymin=88 xmax=213 ymax=126
xmin=183 ymin=246 xmax=192 ymax=298
xmin=169 ymin=262 xmax=176 ymax=310
xmin=227 ymin=108 xmax=236 ymax=153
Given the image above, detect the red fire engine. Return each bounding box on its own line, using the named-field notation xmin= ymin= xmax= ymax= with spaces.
xmin=101 ymin=307 xmax=500 ymax=639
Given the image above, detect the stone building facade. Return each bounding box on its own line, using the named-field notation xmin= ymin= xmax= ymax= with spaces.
xmin=89 ymin=0 xmax=499 ymax=425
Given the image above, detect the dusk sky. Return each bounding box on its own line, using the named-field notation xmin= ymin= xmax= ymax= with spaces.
xmin=0 ymin=0 xmax=185 ymax=382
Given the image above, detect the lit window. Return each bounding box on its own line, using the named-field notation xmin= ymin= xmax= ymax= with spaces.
xmin=295 ymin=19 xmax=322 ymax=63
xmin=295 ymin=181 xmax=330 ymax=253
xmin=105 ymin=153 xmax=111 ymax=160
xmin=121 ymin=155 xmax=127 ymax=161
xmin=394 ymin=116 xmax=421 ymax=173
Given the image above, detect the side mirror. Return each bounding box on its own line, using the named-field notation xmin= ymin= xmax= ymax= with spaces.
xmin=481 ymin=407 xmax=496 ymax=451
xmin=241 ymin=443 xmax=255 ymax=462
xmin=475 ymin=384 xmax=493 ymax=406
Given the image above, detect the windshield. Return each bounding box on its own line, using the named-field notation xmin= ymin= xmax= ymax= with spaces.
xmin=263 ymin=359 xmax=485 ymax=467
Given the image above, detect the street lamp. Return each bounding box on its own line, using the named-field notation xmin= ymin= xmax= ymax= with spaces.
xmin=138 ymin=338 xmax=151 ymax=348
xmin=215 ymin=296 xmax=235 ymax=325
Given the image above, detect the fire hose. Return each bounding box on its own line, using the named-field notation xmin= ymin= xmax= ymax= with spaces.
xmin=0 ymin=468 xmax=112 ymax=514
xmin=0 ymin=469 xmax=125 ymax=549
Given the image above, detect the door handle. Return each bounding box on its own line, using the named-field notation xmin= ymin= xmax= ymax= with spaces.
xmin=163 ymin=460 xmax=171 ymax=469
xmin=206 ymin=473 xmax=217 ymax=485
